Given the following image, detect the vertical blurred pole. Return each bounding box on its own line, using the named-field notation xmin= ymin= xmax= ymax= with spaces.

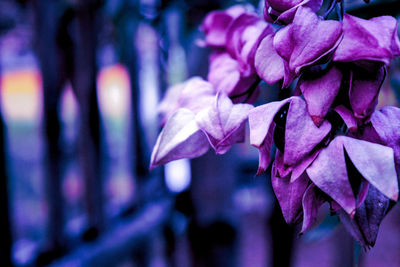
xmin=33 ymin=0 xmax=64 ymax=253
xmin=73 ymin=0 xmax=104 ymax=236
xmin=115 ymin=0 xmax=140 ymax=185
xmin=0 ymin=42 xmax=13 ymax=267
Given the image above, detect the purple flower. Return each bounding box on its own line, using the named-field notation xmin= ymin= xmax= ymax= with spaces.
xmin=254 ymin=33 xmax=286 ymax=85
xmin=274 ymin=7 xmax=343 ymax=86
xmin=298 ymin=65 xmax=342 ymax=126
xmin=225 ymin=12 xmax=273 ymax=76
xmin=338 ymin=186 xmax=390 ymax=248
xmin=333 ymin=14 xmax=400 ymax=65
xmin=196 ymin=93 xmax=253 ymax=154
xmin=306 ymin=136 xmax=398 ymax=216
xmin=264 ymin=0 xmax=322 ymax=25
xmin=207 ymin=52 xmax=260 ymax=103
xmin=158 ymin=77 xmax=215 ymax=125
xmin=370 ymin=106 xmax=400 ymax=170
xmin=201 ymin=5 xmax=246 ymax=48
xmin=249 ymin=96 xmax=331 ymax=175
xmin=150 ymin=108 xmax=210 ymax=170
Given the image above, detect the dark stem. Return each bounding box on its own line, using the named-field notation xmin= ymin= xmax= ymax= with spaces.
xmin=337 ymin=0 xmax=345 ymax=21
xmin=323 ymin=0 xmax=338 ymax=19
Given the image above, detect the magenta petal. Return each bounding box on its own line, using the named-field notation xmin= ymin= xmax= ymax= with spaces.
xmin=255 ymin=34 xmax=285 ymax=84
xmin=256 ymin=124 xmax=275 ymax=175
xmin=274 ymin=7 xmax=342 ymax=75
xmin=226 ymin=13 xmax=273 ymax=76
xmin=159 ymin=77 xmax=215 ymax=125
xmin=272 ymin=168 xmax=309 ymax=224
xmin=349 ymin=66 xmax=386 ymax=119
xmin=371 ymin=106 xmax=400 ymax=168
xmin=334 ymin=105 xmax=357 ymax=132
xmin=291 ymin=150 xmax=320 ymax=182
xmin=306 ymin=136 xmax=356 ymax=215
xmin=201 ymin=11 xmax=234 ymax=48
xmin=333 ymin=14 xmax=400 ymax=65
xmin=249 ymin=98 xmax=292 ymax=174
xmin=339 ymin=186 xmax=390 ymax=248
xmin=150 ymin=109 xmax=210 ymax=169
xmin=196 ymin=93 xmax=253 ymax=154
xmin=274 ymin=149 xmax=293 ymax=178
xmin=249 ymin=98 xmax=293 ymax=147
xmin=207 ymin=52 xmax=257 ymax=99
xmin=342 ymin=136 xmax=399 ymax=201
xmin=301 ymin=183 xmax=325 ymax=233
xmin=284 ymin=97 xmax=331 ymax=166
xmin=299 ymin=66 xmax=342 ymax=126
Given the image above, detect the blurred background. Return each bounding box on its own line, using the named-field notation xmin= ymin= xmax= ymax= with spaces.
xmin=0 ymin=0 xmax=400 ymax=266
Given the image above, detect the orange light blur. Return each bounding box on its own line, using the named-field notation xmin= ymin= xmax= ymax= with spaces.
xmin=0 ymin=69 xmax=42 ymax=122
xmin=97 ymin=64 xmax=130 ymax=118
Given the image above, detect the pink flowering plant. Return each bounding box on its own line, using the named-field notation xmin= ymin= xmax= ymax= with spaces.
xmin=150 ymin=0 xmax=400 ymax=248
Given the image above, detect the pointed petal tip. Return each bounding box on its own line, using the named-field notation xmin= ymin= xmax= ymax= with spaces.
xmin=256 ymin=167 xmax=265 ymax=176
xmin=391 ymin=191 xmax=398 ymax=201
xmin=311 ymin=116 xmax=324 ymax=127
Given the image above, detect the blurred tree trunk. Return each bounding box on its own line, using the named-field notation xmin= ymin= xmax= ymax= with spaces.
xmin=72 ymin=0 xmax=104 ymax=235
xmin=33 ymin=0 xmax=64 ymax=253
xmin=0 ymin=43 xmax=13 ymax=267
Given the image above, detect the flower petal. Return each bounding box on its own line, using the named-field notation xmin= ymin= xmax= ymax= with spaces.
xmin=349 ymin=65 xmax=386 ymax=119
xmin=333 ymin=14 xmax=400 ymax=65
xmin=255 ymin=34 xmax=285 ymax=84
xmin=150 ymin=109 xmax=209 ymax=169
xmin=371 ymin=106 xmax=400 ymax=168
xmin=306 ymin=136 xmax=356 ymax=215
xmin=342 ymin=136 xmax=398 ymax=201
xmin=196 ymin=93 xmax=253 ymax=154
xmin=274 ymin=7 xmax=342 ymax=76
xmin=272 ymin=167 xmax=310 ymax=224
xmin=338 ymin=186 xmax=390 ymax=248
xmin=301 ymin=183 xmax=325 ymax=233
xmin=299 ymin=65 xmax=342 ymax=126
xmin=284 ymin=97 xmax=331 ymax=165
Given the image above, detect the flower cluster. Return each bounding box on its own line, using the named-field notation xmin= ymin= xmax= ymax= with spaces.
xmin=150 ymin=0 xmax=400 ymax=248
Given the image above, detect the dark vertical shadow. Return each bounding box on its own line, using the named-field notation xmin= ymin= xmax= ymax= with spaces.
xmin=72 ymin=0 xmax=104 ymax=238
xmin=0 ymin=44 xmax=13 ymax=267
xmin=33 ymin=1 xmax=65 ymax=261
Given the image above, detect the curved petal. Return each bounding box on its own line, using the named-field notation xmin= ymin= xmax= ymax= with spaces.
xmin=306 ymin=136 xmax=356 ymax=215
xmin=150 ymin=109 xmax=210 ymax=169
xmin=274 ymin=7 xmax=342 ymax=75
xmin=349 ymin=66 xmax=386 ymax=119
xmin=342 ymin=137 xmax=398 ymax=201
xmin=284 ymin=97 xmax=331 ymax=165
xmin=272 ymin=167 xmax=310 ymax=224
xmin=299 ymin=66 xmax=342 ymax=126
xmin=301 ymin=183 xmax=326 ymax=233
xmin=333 ymin=14 xmax=400 ymax=65
xmin=255 ymin=34 xmax=285 ymax=84
xmin=196 ymin=93 xmax=253 ymax=154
